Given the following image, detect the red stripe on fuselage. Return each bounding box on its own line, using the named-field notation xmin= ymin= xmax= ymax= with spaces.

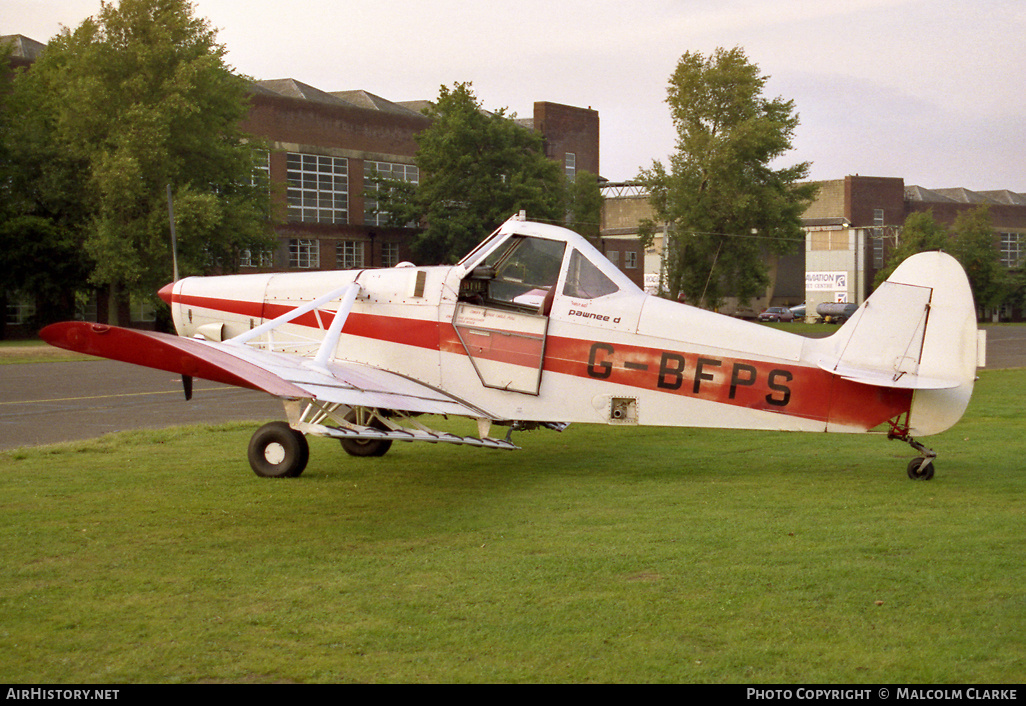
xmin=536 ymin=336 xmax=912 ymax=430
xmin=175 ymin=293 xmax=912 ymax=430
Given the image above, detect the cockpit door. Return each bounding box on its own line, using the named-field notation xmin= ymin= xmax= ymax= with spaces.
xmin=453 ymin=236 xmax=565 ymax=395
xmin=453 ymin=304 xmax=549 ymax=395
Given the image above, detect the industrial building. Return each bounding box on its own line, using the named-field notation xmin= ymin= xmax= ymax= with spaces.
xmin=600 ymin=175 xmax=1026 ymax=320
xmin=803 ymin=176 xmax=1026 ymax=321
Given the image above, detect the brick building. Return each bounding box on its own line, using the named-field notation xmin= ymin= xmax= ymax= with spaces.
xmin=2 ymin=33 xmax=601 ymax=332
xmin=804 ymin=175 xmax=1026 ymax=320
xmin=242 ymin=80 xmax=600 ymax=274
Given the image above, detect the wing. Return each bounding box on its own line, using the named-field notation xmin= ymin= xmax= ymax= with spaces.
xmin=39 ymin=321 xmax=494 ymax=420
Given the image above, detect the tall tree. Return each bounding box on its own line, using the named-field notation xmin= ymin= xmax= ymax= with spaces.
xmin=566 ymin=170 xmax=603 ymax=240
xmin=639 ymin=47 xmax=816 ymax=307
xmin=374 ymin=82 xmax=567 ymax=264
xmin=15 ymin=0 xmax=275 ymax=324
xmin=948 ymin=206 xmax=1008 ymax=312
xmin=2 ymin=39 xmax=93 ymax=333
xmin=874 ymin=211 xmax=951 ymax=287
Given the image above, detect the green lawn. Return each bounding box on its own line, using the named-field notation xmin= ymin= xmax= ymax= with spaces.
xmin=1 ymin=370 xmax=1024 ymax=683
xmin=0 ymin=339 xmax=92 ymax=364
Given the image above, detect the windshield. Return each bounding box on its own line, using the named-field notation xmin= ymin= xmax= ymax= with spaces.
xmin=483 ymin=236 xmax=565 ymax=306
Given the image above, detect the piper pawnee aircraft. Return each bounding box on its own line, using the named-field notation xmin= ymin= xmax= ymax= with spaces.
xmin=41 ymin=213 xmax=986 ymax=481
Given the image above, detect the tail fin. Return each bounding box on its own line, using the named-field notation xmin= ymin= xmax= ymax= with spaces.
xmin=816 ymin=251 xmax=985 ymax=435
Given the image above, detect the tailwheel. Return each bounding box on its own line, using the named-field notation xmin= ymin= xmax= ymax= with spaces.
xmin=911 ymin=457 xmax=935 ymax=480
xmin=340 ymin=407 xmax=393 ymax=458
xmin=248 ymin=421 xmax=310 ymax=478
xmin=888 ymin=417 xmax=937 ymax=481
xmin=907 ymin=457 xmax=935 ymax=481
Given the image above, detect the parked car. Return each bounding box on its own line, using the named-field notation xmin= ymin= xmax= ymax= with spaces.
xmin=789 ymin=304 xmax=805 ymax=321
xmin=757 ymin=307 xmax=794 ymax=322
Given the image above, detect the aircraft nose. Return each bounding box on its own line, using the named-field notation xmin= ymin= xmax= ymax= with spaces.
xmin=158 ymin=282 xmax=175 ymax=306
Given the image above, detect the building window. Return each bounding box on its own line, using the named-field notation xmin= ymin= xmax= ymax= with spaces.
xmin=1000 ymin=232 xmax=1023 ymax=268
xmin=565 ymin=152 xmax=576 ymax=181
xmin=624 ymin=251 xmax=638 ymax=269
xmin=364 ymin=160 xmax=419 ymax=226
xmin=252 ymin=149 xmax=270 ymax=188
xmin=606 ymin=250 xmax=619 ymax=267
xmin=381 ymin=242 xmax=400 ymax=268
xmin=131 ymin=295 xmax=156 ymax=323
xmin=336 ymin=240 xmax=365 ymax=269
xmin=75 ymin=292 xmax=97 ymax=322
xmin=872 ymin=235 xmax=885 ymax=268
xmin=287 ymin=153 xmax=348 ymax=224
xmin=241 ymin=249 xmax=274 ymax=268
xmin=810 ymin=230 xmax=849 ymax=251
xmin=873 ymin=209 xmax=885 ymax=226
xmin=289 ymin=238 xmax=320 ymax=269
xmin=6 ymin=298 xmax=34 ymax=326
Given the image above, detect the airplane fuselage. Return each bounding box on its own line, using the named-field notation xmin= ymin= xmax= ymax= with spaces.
xmin=165 ymin=227 xmax=919 ymax=436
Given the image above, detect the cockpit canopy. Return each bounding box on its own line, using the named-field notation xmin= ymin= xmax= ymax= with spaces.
xmin=457 ymin=218 xmax=639 ymax=313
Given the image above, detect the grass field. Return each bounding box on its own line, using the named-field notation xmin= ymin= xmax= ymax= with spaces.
xmin=1 ymin=369 xmax=1024 ymax=683
xmin=0 ymin=339 xmax=91 ymax=364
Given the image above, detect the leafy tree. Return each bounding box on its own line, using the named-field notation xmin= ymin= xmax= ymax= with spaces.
xmin=13 ymin=0 xmax=275 ymax=324
xmin=876 ymin=208 xmax=1012 ymax=319
xmin=874 ymin=211 xmax=950 ymax=286
xmin=373 ymin=82 xmax=568 ymax=264
xmin=638 ymin=47 xmax=816 ymax=307
xmin=1006 ymin=263 xmax=1026 ymax=320
xmin=948 ymin=206 xmax=1008 ymax=312
xmin=566 ymin=170 xmax=603 ymax=240
xmin=1 ymin=39 xmax=93 ymax=333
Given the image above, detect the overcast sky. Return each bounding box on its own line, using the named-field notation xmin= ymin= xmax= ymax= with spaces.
xmin=9 ymin=0 xmax=1026 ymax=191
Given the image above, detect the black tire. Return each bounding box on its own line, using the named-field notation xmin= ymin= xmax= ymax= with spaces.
xmin=906 ymin=457 xmax=935 ymax=481
xmin=248 ymin=421 xmax=309 ymax=478
xmin=340 ymin=408 xmax=393 ymax=457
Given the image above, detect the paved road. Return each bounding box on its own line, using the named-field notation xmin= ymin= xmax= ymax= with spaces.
xmin=0 ymin=360 xmax=284 ymax=451
xmin=1 ymin=325 xmax=1022 ymax=451
xmin=981 ymin=325 xmax=1026 ymax=370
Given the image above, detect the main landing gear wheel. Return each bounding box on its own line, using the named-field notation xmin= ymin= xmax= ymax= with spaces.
xmin=340 ymin=407 xmax=393 ymax=457
xmin=248 ymin=421 xmax=310 ymax=478
xmin=907 ymin=457 xmax=935 ymax=481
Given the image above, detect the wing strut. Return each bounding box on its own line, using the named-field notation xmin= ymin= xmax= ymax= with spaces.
xmin=312 ymin=282 xmax=361 ymax=369
xmin=227 ymin=279 xmax=362 ymax=348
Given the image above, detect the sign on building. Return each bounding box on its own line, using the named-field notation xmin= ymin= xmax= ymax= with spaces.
xmin=806 ymin=271 xmax=848 ymax=292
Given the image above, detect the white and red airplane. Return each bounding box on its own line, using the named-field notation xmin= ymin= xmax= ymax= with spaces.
xmin=41 ymin=213 xmax=985 ymax=480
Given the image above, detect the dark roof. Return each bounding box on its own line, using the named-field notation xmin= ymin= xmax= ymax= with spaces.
xmin=1 ymin=34 xmax=46 ymax=62
xmin=253 ymin=81 xmax=436 ymax=120
xmin=331 ymin=90 xmax=421 ymax=116
xmin=906 ymin=185 xmax=1026 ymax=205
xmin=977 ymin=190 xmax=1026 ymax=206
xmin=253 ymin=79 xmax=359 ymax=107
xmin=397 ymin=100 xmax=433 ymax=115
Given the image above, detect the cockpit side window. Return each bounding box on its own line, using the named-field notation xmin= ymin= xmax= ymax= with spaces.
xmin=562 ymin=249 xmax=620 ymax=299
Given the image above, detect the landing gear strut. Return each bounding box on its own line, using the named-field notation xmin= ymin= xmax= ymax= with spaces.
xmin=888 ymin=415 xmax=937 ymax=481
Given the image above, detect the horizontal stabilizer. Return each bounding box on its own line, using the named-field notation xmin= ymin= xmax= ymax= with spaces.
xmin=821 ymin=362 xmax=961 ymax=390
